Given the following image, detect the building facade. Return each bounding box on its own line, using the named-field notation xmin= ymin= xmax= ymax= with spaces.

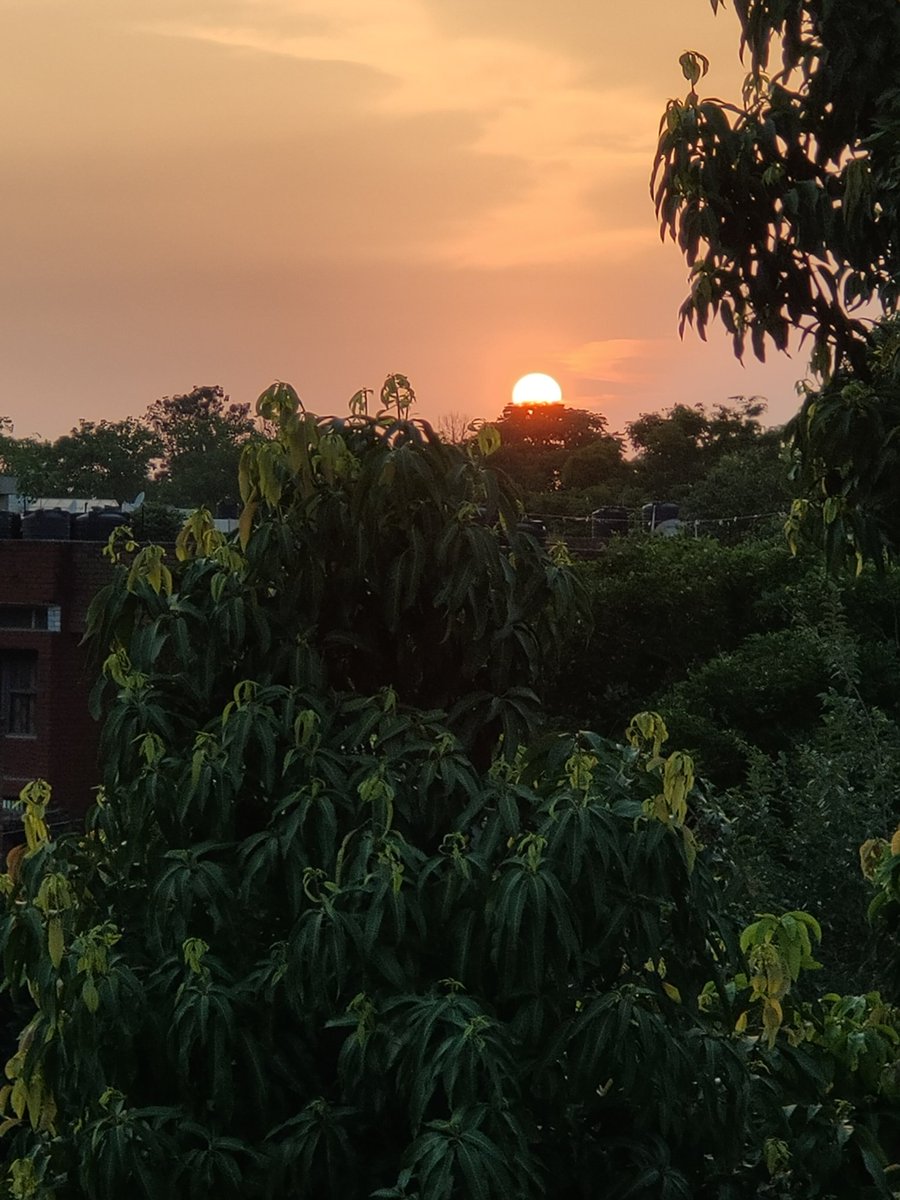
xmin=0 ymin=541 xmax=110 ymax=842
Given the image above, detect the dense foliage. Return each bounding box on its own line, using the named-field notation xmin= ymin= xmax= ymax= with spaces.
xmin=1 ymin=386 xmax=897 ymax=1198
xmin=653 ymin=0 xmax=900 ymax=376
xmin=553 ymin=534 xmax=900 ymax=997
xmin=145 ymin=386 xmax=256 ymax=509
xmin=786 ymin=316 xmax=900 ymax=568
xmin=488 ymin=402 xmax=624 ymax=495
xmin=0 ymin=704 xmax=745 ymax=1199
xmin=626 ymin=398 xmax=771 ymax=504
xmin=0 ymin=419 xmax=162 ymax=506
xmin=551 ymin=534 xmax=810 ymax=746
xmin=652 ymin=0 xmax=900 ymax=570
xmin=725 ymin=691 xmax=900 ymax=995
xmin=4 ymin=701 xmax=899 ymax=1199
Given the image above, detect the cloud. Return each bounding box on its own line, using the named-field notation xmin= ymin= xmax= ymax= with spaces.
xmin=559 ymin=338 xmax=683 ymax=428
xmin=2 ymin=2 xmax=535 ymax=275
xmin=135 ymin=0 xmax=665 ymax=268
xmin=563 ymin=338 xmax=673 ymax=385
xmin=137 ymin=0 xmax=573 ymax=118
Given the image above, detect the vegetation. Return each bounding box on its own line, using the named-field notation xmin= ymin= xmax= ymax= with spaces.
xmin=626 ymin=397 xmax=770 ymax=503
xmin=0 ymin=386 xmax=254 ymax=510
xmin=0 ymin=384 xmax=898 ymax=1199
xmin=653 ymin=0 xmax=900 ymax=376
xmin=652 ymin=0 xmax=900 ymax=571
xmin=3 ymin=1 xmax=900 ymax=1194
xmin=551 ymin=534 xmax=809 ymax=746
xmin=786 ymin=316 xmax=900 ymax=569
xmin=0 ymin=418 xmax=162 ymax=506
xmin=483 ymin=397 xmax=790 ymax=532
xmin=144 ymin=386 xmax=256 ymax=510
xmin=547 ymin=529 xmax=900 ymax=996
xmin=488 ymin=401 xmax=624 ymax=495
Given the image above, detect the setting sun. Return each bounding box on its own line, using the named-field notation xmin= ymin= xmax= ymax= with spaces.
xmin=512 ymin=373 xmax=563 ymax=405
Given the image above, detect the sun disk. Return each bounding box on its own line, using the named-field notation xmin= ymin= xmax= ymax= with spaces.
xmin=512 ymin=373 xmax=563 ymax=405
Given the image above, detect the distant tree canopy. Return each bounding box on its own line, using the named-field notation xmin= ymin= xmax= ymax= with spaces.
xmin=482 ymin=396 xmax=786 ymax=520
xmin=489 ymin=402 xmax=625 ymax=493
xmin=558 ymin=437 xmax=634 ymax=499
xmin=0 ymin=386 xmax=785 ymax=527
xmin=145 ymin=385 xmax=257 ymax=510
xmin=627 ymin=398 xmax=775 ymax=502
xmin=680 ymin=440 xmax=791 ymax=524
xmin=492 ymin=402 xmax=608 ymax=449
xmin=0 ymin=386 xmax=256 ymax=509
xmin=0 ymin=419 xmax=162 ymax=505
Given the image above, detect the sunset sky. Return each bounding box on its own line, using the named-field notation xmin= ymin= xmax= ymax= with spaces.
xmin=3 ymin=0 xmax=808 ymax=440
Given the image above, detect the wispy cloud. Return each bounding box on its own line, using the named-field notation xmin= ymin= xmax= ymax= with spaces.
xmin=563 ymin=338 xmax=673 ymax=384
xmin=138 ymin=0 xmax=662 ymax=267
xmin=560 ymin=337 xmax=680 ymax=426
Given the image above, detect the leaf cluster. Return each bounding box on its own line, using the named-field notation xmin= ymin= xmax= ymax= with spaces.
xmin=653 ymin=0 xmax=900 ymax=375
xmin=786 ymin=316 xmax=900 ymax=569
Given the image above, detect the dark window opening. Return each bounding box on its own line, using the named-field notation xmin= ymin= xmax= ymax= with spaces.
xmin=0 ymin=652 xmax=37 ymax=737
xmin=0 ymin=605 xmax=60 ymax=632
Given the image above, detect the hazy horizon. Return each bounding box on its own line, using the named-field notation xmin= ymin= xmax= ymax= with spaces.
xmin=4 ymin=0 xmax=809 ymax=440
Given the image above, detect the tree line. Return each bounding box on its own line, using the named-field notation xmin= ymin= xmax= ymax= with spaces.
xmin=2 ymin=381 xmax=794 ymax=532
xmin=0 ymin=386 xmax=254 ymax=510
xmin=484 ymin=394 xmax=791 ymax=526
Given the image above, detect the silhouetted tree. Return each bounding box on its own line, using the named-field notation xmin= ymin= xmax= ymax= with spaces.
xmin=491 ymin=402 xmax=613 ymax=492
xmin=628 ymin=398 xmax=768 ymax=501
xmin=0 ymin=420 xmax=161 ymax=503
xmin=559 ymin=436 xmax=634 ymax=499
xmin=435 ymin=411 xmax=474 ymax=445
xmin=145 ymin=385 xmax=256 ymax=509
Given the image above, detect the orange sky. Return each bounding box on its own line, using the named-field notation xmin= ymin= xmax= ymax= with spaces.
xmin=3 ymin=0 xmax=808 ymax=439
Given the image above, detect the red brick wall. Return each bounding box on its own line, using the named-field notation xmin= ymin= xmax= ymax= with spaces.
xmin=0 ymin=542 xmax=111 ymax=824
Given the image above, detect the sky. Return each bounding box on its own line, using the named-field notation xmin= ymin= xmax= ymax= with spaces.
xmin=2 ymin=0 xmax=809 ymax=440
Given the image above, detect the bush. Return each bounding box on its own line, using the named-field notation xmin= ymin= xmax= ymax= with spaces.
xmin=658 ymin=627 xmax=830 ymax=783
xmin=551 ymin=534 xmax=804 ymax=736
xmin=721 ymin=693 xmax=900 ymax=994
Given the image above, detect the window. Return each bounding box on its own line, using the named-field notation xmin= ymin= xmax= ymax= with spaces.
xmin=0 ymin=605 xmax=60 ymax=632
xmin=0 ymin=651 xmax=37 ymax=737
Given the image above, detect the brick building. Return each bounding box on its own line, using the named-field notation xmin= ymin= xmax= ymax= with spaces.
xmin=0 ymin=540 xmax=110 ymax=841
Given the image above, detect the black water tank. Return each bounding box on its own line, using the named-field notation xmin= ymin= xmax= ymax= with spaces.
xmin=591 ymin=506 xmax=629 ymax=538
xmin=0 ymin=512 xmax=21 ymax=539
xmin=22 ymin=509 xmax=72 ymax=540
xmin=642 ymin=501 xmax=680 ymax=529
xmin=73 ymin=510 xmax=128 ymax=542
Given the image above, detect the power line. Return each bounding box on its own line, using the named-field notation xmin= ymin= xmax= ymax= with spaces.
xmin=529 ymin=508 xmax=787 ymax=529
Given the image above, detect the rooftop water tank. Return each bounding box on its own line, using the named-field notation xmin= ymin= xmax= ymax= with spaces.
xmin=591 ymin=506 xmax=629 ymax=538
xmin=0 ymin=511 xmax=21 ymax=540
xmin=73 ymin=510 xmax=128 ymax=542
xmin=22 ymin=509 xmax=72 ymax=541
